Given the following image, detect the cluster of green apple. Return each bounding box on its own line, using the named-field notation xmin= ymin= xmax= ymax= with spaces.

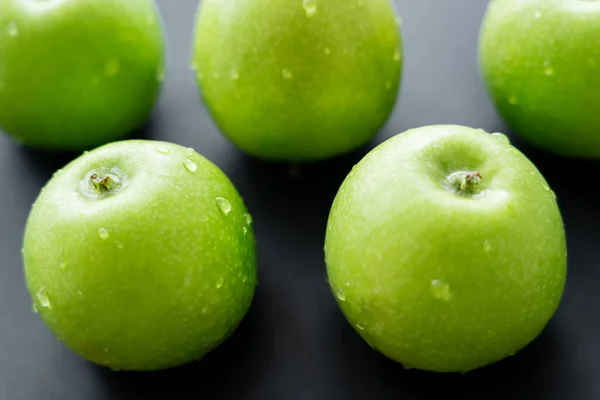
xmin=0 ymin=0 xmax=579 ymax=374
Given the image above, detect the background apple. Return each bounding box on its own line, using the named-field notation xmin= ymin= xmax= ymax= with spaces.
xmin=0 ymin=0 xmax=165 ymax=150
xmin=325 ymin=125 xmax=567 ymax=372
xmin=23 ymin=140 xmax=257 ymax=371
xmin=192 ymin=0 xmax=402 ymax=162
xmin=479 ymin=0 xmax=600 ymax=157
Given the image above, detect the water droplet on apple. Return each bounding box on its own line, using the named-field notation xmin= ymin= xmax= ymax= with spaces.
xmin=215 ymin=197 xmax=232 ymax=215
xmin=156 ymin=147 xmax=170 ymax=154
xmin=324 ymin=47 xmax=331 ymax=55
xmin=98 ymin=228 xmax=110 ymax=240
xmin=356 ymin=322 xmax=365 ymax=330
xmin=543 ymin=183 xmax=551 ymax=192
xmin=508 ymin=95 xmax=518 ymax=105
xmin=187 ymin=147 xmax=195 ymax=156
xmin=36 ymin=288 xmax=51 ymax=308
xmin=212 ymin=72 xmax=220 ymax=80
xmin=491 ymin=132 xmax=510 ymax=144
xmin=242 ymin=226 xmax=248 ymax=235
xmin=242 ymin=275 xmax=248 ymax=283
xmin=282 ymin=69 xmax=293 ymax=79
xmin=103 ymin=348 xmax=109 ymax=353
xmin=393 ymin=48 xmax=401 ymax=62
xmin=335 ymin=287 xmax=346 ymax=302
xmin=201 ymin=306 xmax=209 ymax=314
xmin=534 ymin=11 xmax=542 ymax=18
xmin=244 ymin=213 xmax=253 ymax=225
xmin=302 ymin=0 xmax=317 ymax=17
xmin=230 ymin=69 xmax=239 ymax=80
xmin=215 ymin=276 xmax=224 ymax=289
xmin=551 ymin=190 xmax=557 ymax=200
xmin=105 ymin=58 xmax=120 ymax=77
xmin=77 ymin=290 xmax=83 ymax=296
xmin=483 ymin=240 xmax=491 ymax=252
xmin=183 ymin=159 xmax=197 ymax=173
xmin=31 ymin=303 xmax=39 ymax=314
xmin=6 ymin=21 xmax=18 ymax=37
xmin=59 ymin=261 xmax=67 ymax=270
xmin=430 ymin=279 xmax=452 ymax=301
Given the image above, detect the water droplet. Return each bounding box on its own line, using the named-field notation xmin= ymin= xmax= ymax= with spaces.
xmin=282 ymin=69 xmax=293 ymax=79
xmin=156 ymin=146 xmax=170 ymax=154
xmin=77 ymin=290 xmax=83 ymax=296
xmin=356 ymin=322 xmax=365 ymax=330
xmin=534 ymin=11 xmax=542 ymax=19
xmin=430 ymin=279 xmax=452 ymax=301
xmin=103 ymin=348 xmax=109 ymax=353
xmin=302 ymin=0 xmax=317 ymax=16
xmin=105 ymin=58 xmax=120 ymax=77
xmin=335 ymin=287 xmax=346 ymax=302
xmin=212 ymin=72 xmax=220 ymax=80
xmin=543 ymin=183 xmax=551 ymax=192
xmin=31 ymin=303 xmax=38 ymax=314
xmin=36 ymin=288 xmax=51 ymax=308
xmin=183 ymin=159 xmax=197 ymax=173
xmin=543 ymin=60 xmax=554 ymax=76
xmin=550 ymin=190 xmax=557 ymax=200
xmin=215 ymin=276 xmax=224 ymax=289
xmin=59 ymin=261 xmax=67 ymax=270
xmin=98 ymin=228 xmax=110 ymax=240
xmin=242 ymin=226 xmax=248 ymax=235
xmin=230 ymin=69 xmax=239 ymax=80
xmin=491 ymin=132 xmax=510 ymax=144
xmin=508 ymin=95 xmax=518 ymax=105
xmin=116 ymin=241 xmax=124 ymax=249
xmin=393 ymin=48 xmax=401 ymax=62
xmin=216 ymin=197 xmax=232 ymax=215
xmin=244 ymin=213 xmax=253 ymax=225
xmin=7 ymin=21 xmax=18 ymax=37
xmin=242 ymin=275 xmax=248 ymax=283
xmin=483 ymin=240 xmax=491 ymax=252
xmin=324 ymin=47 xmax=331 ymax=55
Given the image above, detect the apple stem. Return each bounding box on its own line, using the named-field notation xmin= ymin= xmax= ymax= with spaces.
xmin=446 ymin=171 xmax=482 ymax=195
xmin=90 ymin=173 xmax=121 ymax=195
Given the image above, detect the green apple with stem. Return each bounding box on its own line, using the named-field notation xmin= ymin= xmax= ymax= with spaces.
xmin=480 ymin=0 xmax=600 ymax=157
xmin=0 ymin=0 xmax=165 ymax=150
xmin=23 ymin=140 xmax=257 ymax=371
xmin=325 ymin=125 xmax=567 ymax=372
xmin=192 ymin=0 xmax=402 ymax=162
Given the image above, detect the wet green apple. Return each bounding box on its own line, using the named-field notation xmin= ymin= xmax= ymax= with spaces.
xmin=192 ymin=0 xmax=402 ymax=161
xmin=0 ymin=0 xmax=165 ymax=150
xmin=23 ymin=140 xmax=257 ymax=371
xmin=480 ymin=0 xmax=600 ymax=157
xmin=325 ymin=125 xmax=567 ymax=372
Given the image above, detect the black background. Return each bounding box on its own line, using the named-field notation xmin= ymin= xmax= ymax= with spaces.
xmin=1 ymin=0 xmax=597 ymax=399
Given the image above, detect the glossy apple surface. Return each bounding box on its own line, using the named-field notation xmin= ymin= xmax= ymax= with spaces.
xmin=192 ymin=0 xmax=402 ymax=161
xmin=0 ymin=0 xmax=165 ymax=150
xmin=480 ymin=0 xmax=600 ymax=157
xmin=23 ymin=140 xmax=257 ymax=371
xmin=325 ymin=125 xmax=567 ymax=372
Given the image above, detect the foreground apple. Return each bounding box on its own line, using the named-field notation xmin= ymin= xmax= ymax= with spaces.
xmin=325 ymin=125 xmax=567 ymax=372
xmin=480 ymin=0 xmax=600 ymax=157
xmin=0 ymin=0 xmax=165 ymax=150
xmin=23 ymin=140 xmax=257 ymax=371
xmin=192 ymin=0 xmax=402 ymax=161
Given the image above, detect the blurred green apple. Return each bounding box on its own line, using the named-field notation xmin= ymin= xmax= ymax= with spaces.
xmin=325 ymin=125 xmax=566 ymax=372
xmin=480 ymin=0 xmax=600 ymax=157
xmin=192 ymin=0 xmax=402 ymax=161
xmin=0 ymin=0 xmax=165 ymax=150
xmin=23 ymin=140 xmax=257 ymax=371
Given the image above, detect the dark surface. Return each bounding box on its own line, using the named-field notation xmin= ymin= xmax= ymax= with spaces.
xmin=0 ymin=0 xmax=596 ymax=399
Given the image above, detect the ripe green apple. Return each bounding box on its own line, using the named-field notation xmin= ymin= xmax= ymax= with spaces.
xmin=480 ymin=0 xmax=600 ymax=158
xmin=325 ymin=125 xmax=567 ymax=372
xmin=0 ymin=0 xmax=165 ymax=150
xmin=23 ymin=140 xmax=257 ymax=371
xmin=192 ymin=0 xmax=402 ymax=161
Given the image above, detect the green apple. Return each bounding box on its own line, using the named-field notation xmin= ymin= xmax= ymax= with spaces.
xmin=480 ymin=0 xmax=600 ymax=157
xmin=0 ymin=0 xmax=165 ymax=150
xmin=192 ymin=0 xmax=402 ymax=161
xmin=325 ymin=125 xmax=567 ymax=372
xmin=23 ymin=140 xmax=257 ymax=371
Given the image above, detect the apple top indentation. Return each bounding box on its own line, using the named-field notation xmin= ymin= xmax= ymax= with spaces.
xmin=444 ymin=171 xmax=483 ymax=197
xmin=78 ymin=167 xmax=128 ymax=200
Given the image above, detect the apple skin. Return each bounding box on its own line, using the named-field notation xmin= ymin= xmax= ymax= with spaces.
xmin=23 ymin=140 xmax=257 ymax=371
xmin=0 ymin=0 xmax=165 ymax=150
xmin=325 ymin=125 xmax=567 ymax=372
xmin=480 ymin=0 xmax=600 ymax=158
xmin=192 ymin=0 xmax=402 ymax=162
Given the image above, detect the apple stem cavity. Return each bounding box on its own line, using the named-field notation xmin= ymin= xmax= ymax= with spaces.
xmin=445 ymin=171 xmax=482 ymax=196
xmin=90 ymin=173 xmax=121 ymax=194
xmin=79 ymin=167 xmax=128 ymax=199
